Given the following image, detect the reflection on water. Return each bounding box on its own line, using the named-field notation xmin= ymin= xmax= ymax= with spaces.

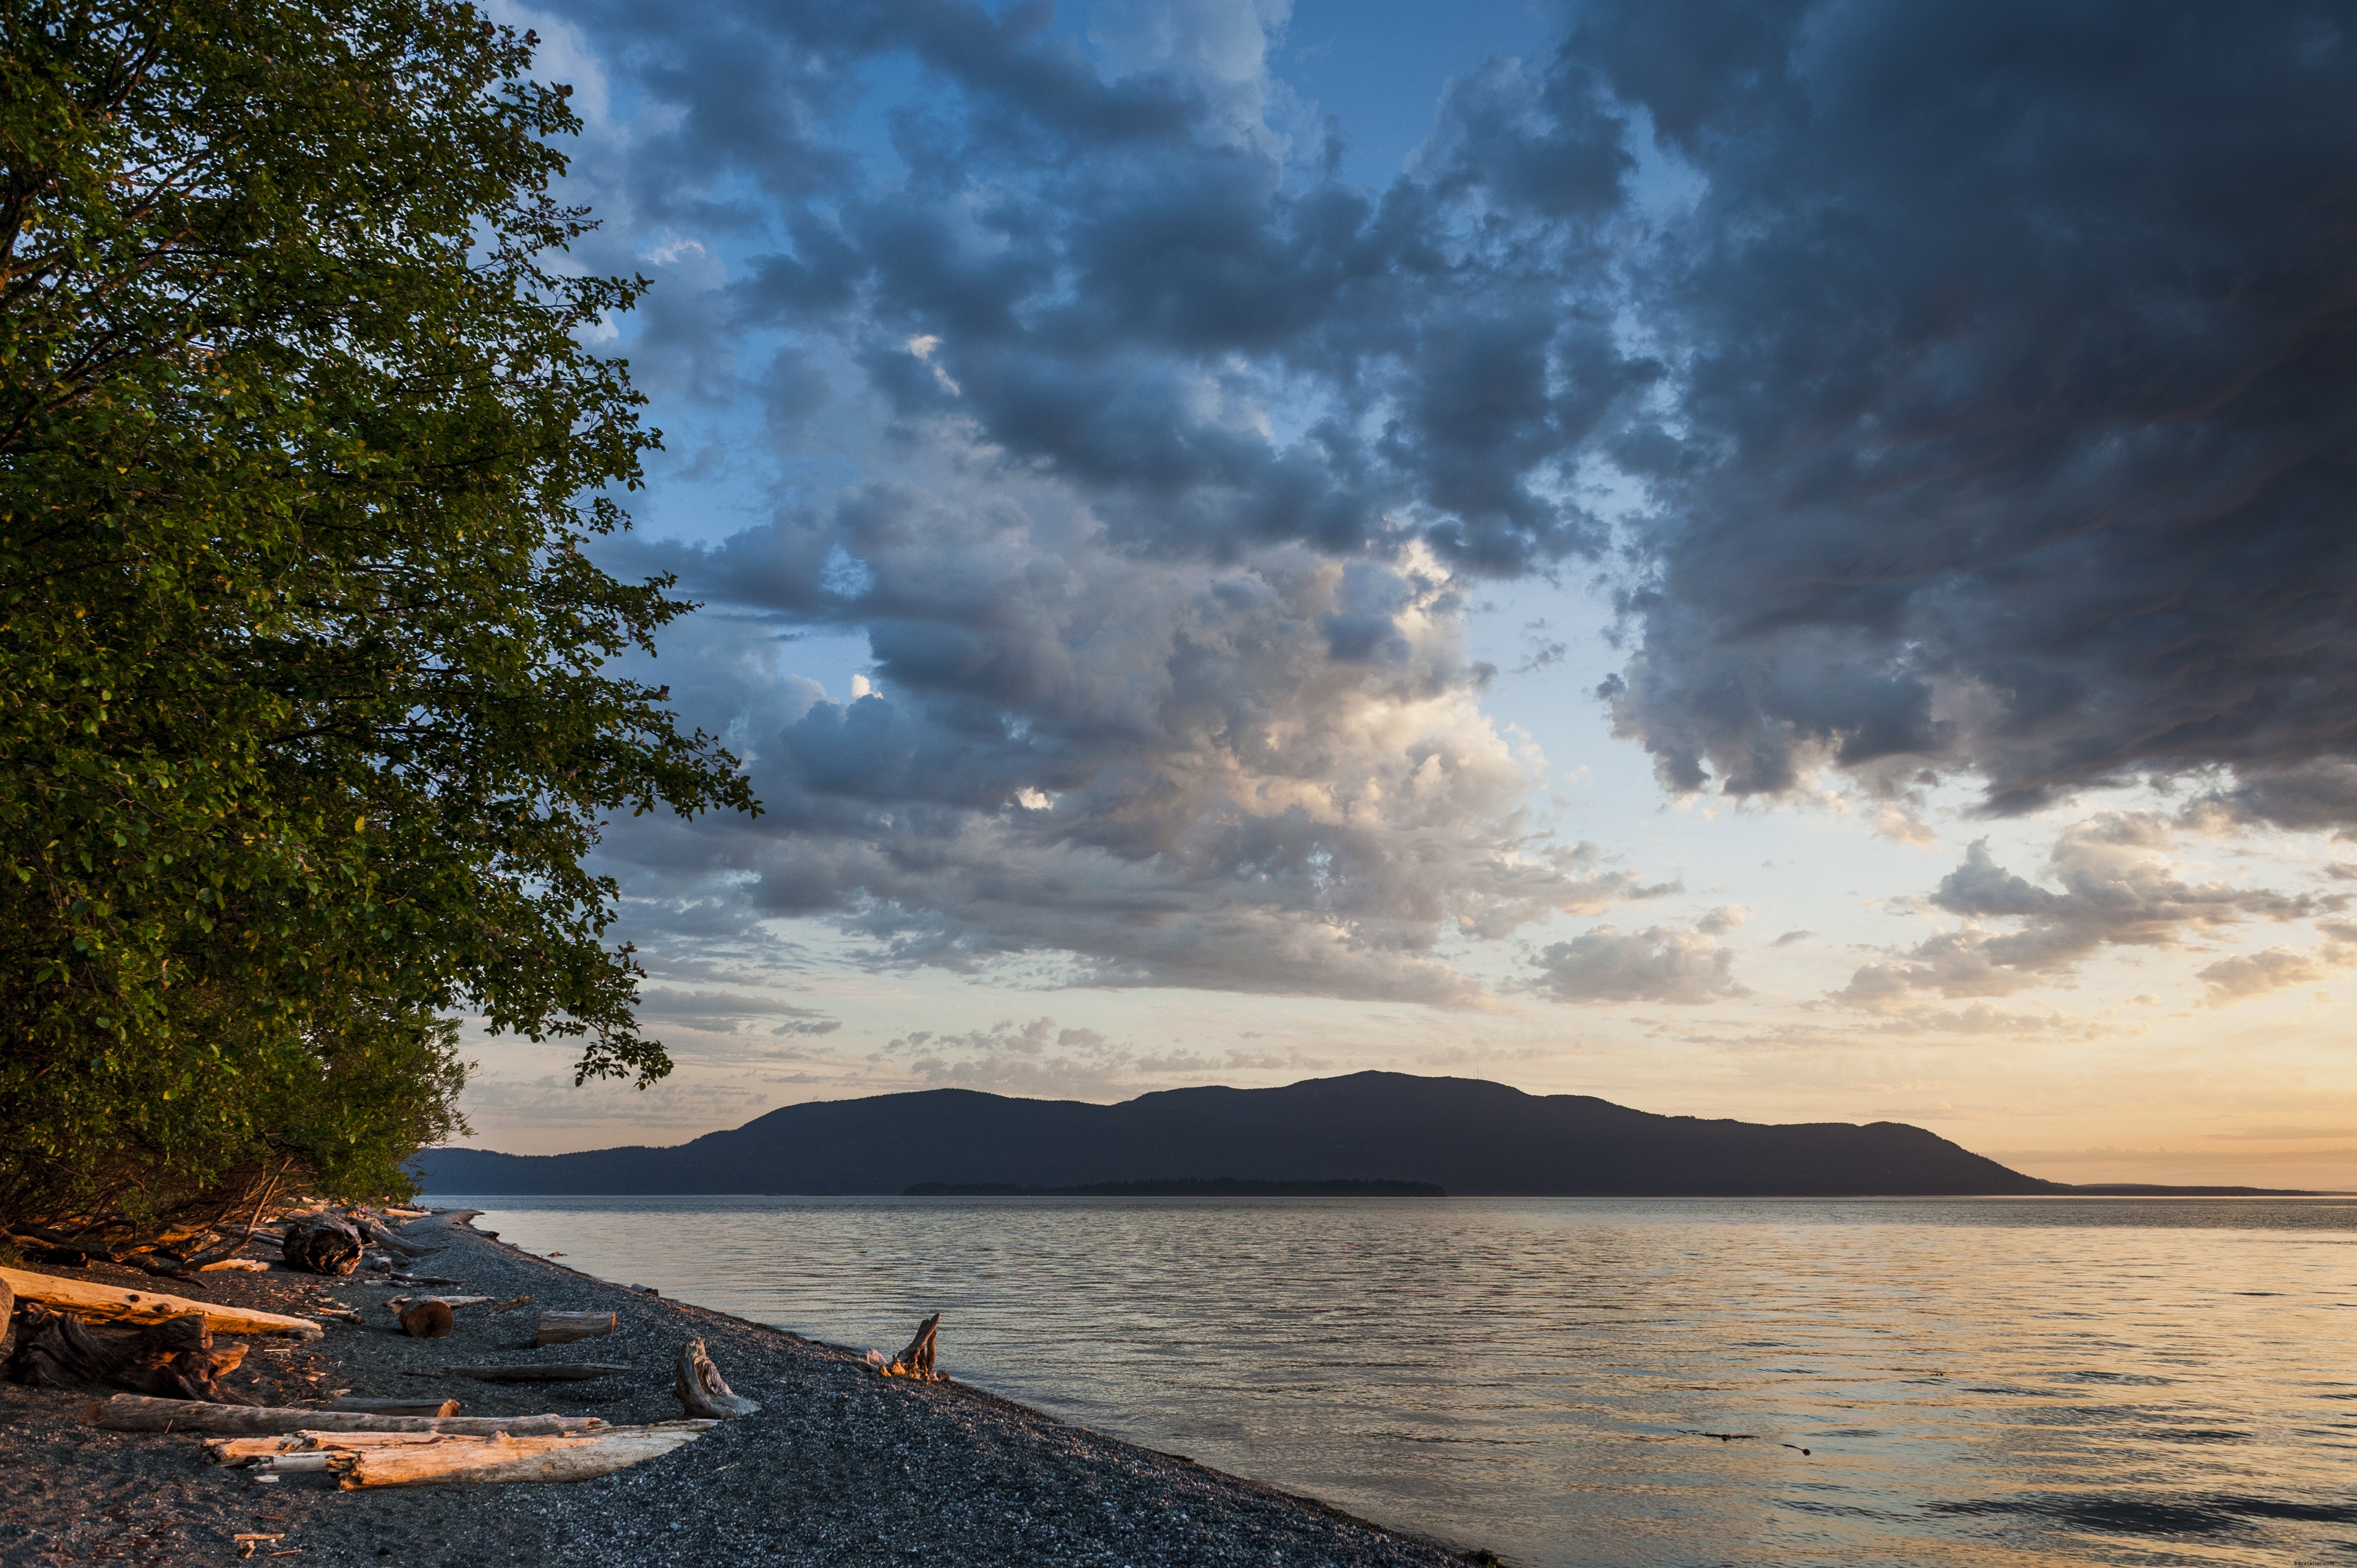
xmin=444 ymin=1196 xmax=2357 ymax=1566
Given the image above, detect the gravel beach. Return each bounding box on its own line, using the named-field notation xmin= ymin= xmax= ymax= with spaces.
xmin=0 ymin=1213 xmax=1486 ymax=1566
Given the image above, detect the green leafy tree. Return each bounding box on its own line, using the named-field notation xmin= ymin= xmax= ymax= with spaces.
xmin=0 ymin=0 xmax=755 ymax=1252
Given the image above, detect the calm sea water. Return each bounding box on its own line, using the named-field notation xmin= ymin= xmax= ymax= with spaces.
xmin=437 ymin=1196 xmax=2357 ymax=1567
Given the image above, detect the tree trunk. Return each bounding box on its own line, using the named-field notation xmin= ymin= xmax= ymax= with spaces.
xmin=282 ymin=1216 xmax=365 ymax=1276
xmin=3 ymin=1306 xmax=249 ymax=1400
xmin=673 ymin=1339 xmax=759 ymax=1419
xmin=0 ymin=1266 xmax=320 ymax=1338
xmin=0 ymin=1274 xmax=14 ymax=1361
xmin=91 ymin=1394 xmax=602 ymax=1436
xmin=535 ymin=1310 xmax=616 ymax=1347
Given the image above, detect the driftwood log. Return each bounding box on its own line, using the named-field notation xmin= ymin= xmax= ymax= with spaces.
xmin=441 ymin=1362 xmax=629 ymax=1383
xmin=329 ymin=1397 xmax=460 ymax=1417
xmin=0 ymin=1274 xmax=13 ymax=1359
xmin=868 ymin=1313 xmax=941 ymax=1379
xmin=350 ymin=1215 xmax=432 ymax=1259
xmin=674 ymin=1339 xmax=759 ymax=1419
xmin=91 ymin=1394 xmax=602 ymax=1436
xmin=399 ymin=1300 xmax=455 ymax=1339
xmin=207 ymin=1422 xmax=714 ymax=1488
xmin=536 ymin=1310 xmax=616 ymax=1347
xmin=387 ymin=1295 xmax=489 ymax=1311
xmin=0 ymin=1266 xmax=320 ymax=1338
xmin=4 ymin=1306 xmax=249 ymax=1400
xmin=282 ymin=1216 xmax=365 ymax=1276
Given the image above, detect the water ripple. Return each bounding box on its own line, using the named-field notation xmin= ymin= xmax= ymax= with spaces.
xmin=450 ymin=1194 xmax=2357 ymax=1567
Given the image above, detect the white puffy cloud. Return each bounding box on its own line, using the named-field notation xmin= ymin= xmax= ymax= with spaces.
xmin=1532 ymin=921 xmax=1744 ymax=1005
xmin=1840 ymin=814 xmax=2335 ymax=1009
xmin=2198 ymin=922 xmax=2357 ymax=1007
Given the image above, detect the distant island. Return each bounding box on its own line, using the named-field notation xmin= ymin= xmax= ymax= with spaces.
xmin=404 ymin=1070 xmax=2204 ymax=1197
xmin=903 ymin=1177 xmax=1448 ymax=1197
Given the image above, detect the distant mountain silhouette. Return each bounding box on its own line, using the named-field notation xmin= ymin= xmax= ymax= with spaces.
xmin=407 ymin=1071 xmax=2056 ymax=1197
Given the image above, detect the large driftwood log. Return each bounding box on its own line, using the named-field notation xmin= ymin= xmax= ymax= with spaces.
xmin=867 ymin=1313 xmax=941 ymax=1379
xmin=207 ymin=1422 xmax=715 ymax=1488
xmin=329 ymin=1397 xmax=460 ymax=1417
xmin=350 ymin=1215 xmax=432 ymax=1259
xmin=536 ymin=1310 xmax=616 ymax=1347
xmin=4 ymin=1306 xmax=249 ymax=1400
xmin=674 ymin=1339 xmax=759 ymax=1419
xmin=441 ymin=1362 xmax=629 ymax=1382
xmin=399 ymin=1300 xmax=455 ymax=1339
xmin=0 ymin=1266 xmax=320 ymax=1338
xmin=282 ymin=1216 xmax=365 ymax=1276
xmin=0 ymin=1274 xmax=13 ymax=1360
xmin=92 ymin=1394 xmax=604 ymax=1435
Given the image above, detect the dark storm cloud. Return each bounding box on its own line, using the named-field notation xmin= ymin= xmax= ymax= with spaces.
xmin=1581 ymin=2 xmax=2357 ymax=821
xmin=523 ymin=0 xmax=2357 ymax=1007
xmin=558 ymin=0 xmax=1650 ymax=574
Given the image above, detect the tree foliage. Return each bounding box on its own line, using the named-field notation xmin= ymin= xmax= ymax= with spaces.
xmin=0 ymin=0 xmax=754 ymax=1241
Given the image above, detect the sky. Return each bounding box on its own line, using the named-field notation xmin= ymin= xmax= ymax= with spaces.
xmin=457 ymin=0 xmax=2357 ymax=1189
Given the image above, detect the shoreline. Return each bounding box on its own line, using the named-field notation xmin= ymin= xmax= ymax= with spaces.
xmin=0 ymin=1211 xmax=1488 ymax=1566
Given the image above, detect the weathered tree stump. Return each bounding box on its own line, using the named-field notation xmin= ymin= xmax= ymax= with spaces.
xmin=399 ymin=1299 xmax=456 ymax=1339
xmin=866 ymin=1313 xmax=941 ymax=1379
xmin=673 ymin=1339 xmax=759 ymax=1418
xmin=3 ymin=1305 xmax=249 ymax=1400
xmin=536 ymin=1310 xmax=616 ymax=1347
xmin=282 ymin=1216 xmax=365 ymax=1276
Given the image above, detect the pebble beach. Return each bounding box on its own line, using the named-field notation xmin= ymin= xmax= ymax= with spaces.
xmin=0 ymin=1212 xmax=1485 ymax=1567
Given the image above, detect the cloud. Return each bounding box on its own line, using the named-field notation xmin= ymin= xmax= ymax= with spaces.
xmin=2197 ymin=920 xmax=2357 ymax=1006
xmin=1578 ymin=3 xmax=2357 ymax=822
xmin=629 ymin=988 xmax=840 ymax=1036
xmin=1532 ymin=921 xmax=1744 ymax=1004
xmin=874 ymin=1014 xmax=1327 ymax=1098
xmin=494 ymin=0 xmax=1703 ymax=1005
xmin=508 ymin=0 xmax=2357 ymax=1014
xmin=598 ymin=483 xmax=1668 ymax=1004
xmin=1840 ymin=815 xmax=2334 ymax=1007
